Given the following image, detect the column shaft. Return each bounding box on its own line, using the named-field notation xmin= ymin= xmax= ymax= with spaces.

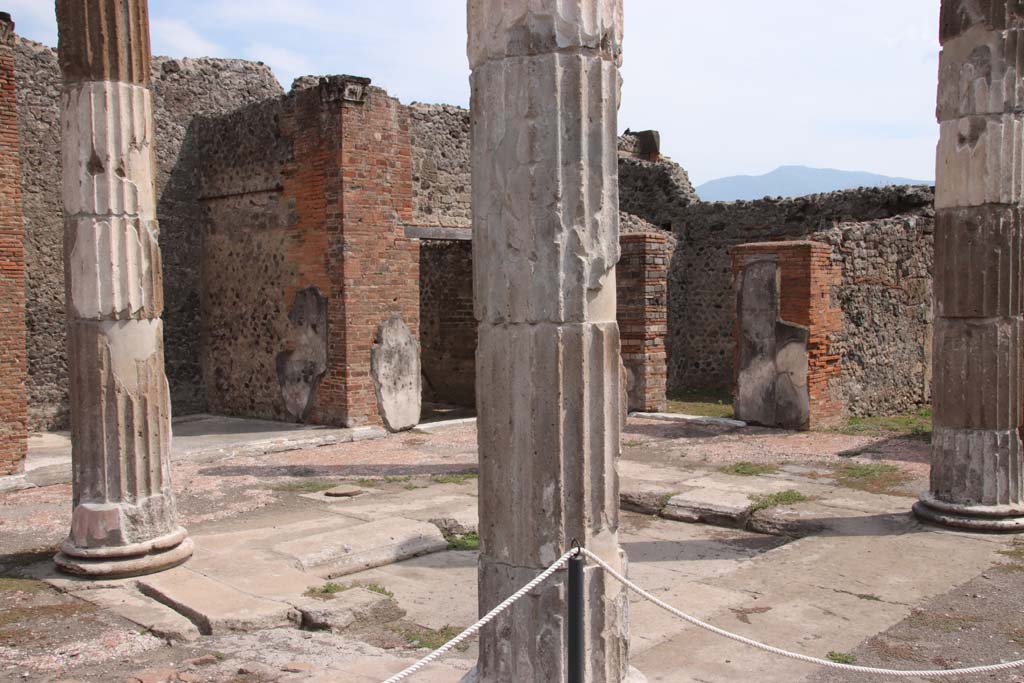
xmin=916 ymin=0 xmax=1024 ymax=529
xmin=468 ymin=1 xmax=633 ymax=680
xmin=55 ymin=0 xmax=191 ymax=575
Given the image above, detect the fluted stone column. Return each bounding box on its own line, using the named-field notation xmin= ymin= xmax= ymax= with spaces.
xmin=914 ymin=0 xmax=1024 ymax=530
xmin=54 ymin=0 xmax=192 ymax=576
xmin=468 ymin=2 xmax=636 ymax=680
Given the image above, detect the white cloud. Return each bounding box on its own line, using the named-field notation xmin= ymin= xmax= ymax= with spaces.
xmin=151 ymin=18 xmax=225 ymax=58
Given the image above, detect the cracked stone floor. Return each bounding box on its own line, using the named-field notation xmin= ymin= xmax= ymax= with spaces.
xmin=1 ymin=415 xmax=1023 ymax=682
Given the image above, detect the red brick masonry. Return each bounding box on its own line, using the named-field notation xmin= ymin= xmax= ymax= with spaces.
xmin=618 ymin=231 xmax=670 ymax=412
xmin=732 ymin=241 xmax=842 ymax=428
xmin=280 ymin=81 xmax=418 ymax=428
xmin=0 ymin=14 xmax=27 ymax=475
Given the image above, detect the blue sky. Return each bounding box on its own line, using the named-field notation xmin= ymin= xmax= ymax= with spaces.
xmin=8 ymin=0 xmax=939 ymax=185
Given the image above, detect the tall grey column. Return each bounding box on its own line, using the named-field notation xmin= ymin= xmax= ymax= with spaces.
xmin=54 ymin=0 xmax=193 ymax=576
xmin=468 ymin=1 xmax=634 ymax=680
xmin=914 ymin=1 xmax=1024 ymax=530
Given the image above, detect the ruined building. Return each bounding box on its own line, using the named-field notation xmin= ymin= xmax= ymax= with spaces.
xmin=0 ymin=28 xmax=934 ymax=475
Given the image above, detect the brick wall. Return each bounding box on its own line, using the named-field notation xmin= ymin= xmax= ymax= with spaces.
xmin=617 ymin=231 xmax=669 ymax=412
xmin=731 ymin=241 xmax=842 ymax=427
xmin=336 ymin=85 xmax=418 ymax=426
xmin=199 ymin=78 xmax=417 ymax=428
xmin=0 ymin=14 xmax=26 ymax=474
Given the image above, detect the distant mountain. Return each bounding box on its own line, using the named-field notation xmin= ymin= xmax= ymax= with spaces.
xmin=695 ymin=165 xmax=933 ymax=202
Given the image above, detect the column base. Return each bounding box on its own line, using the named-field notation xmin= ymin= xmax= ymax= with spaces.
xmin=54 ymin=527 xmax=193 ymax=578
xmin=913 ymin=494 xmax=1024 ymax=532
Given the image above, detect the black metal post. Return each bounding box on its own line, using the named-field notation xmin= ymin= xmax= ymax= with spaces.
xmin=568 ymin=550 xmax=585 ymax=683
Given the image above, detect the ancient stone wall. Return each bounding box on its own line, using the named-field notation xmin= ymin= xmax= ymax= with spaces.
xmin=409 ymin=103 xmax=471 ymax=229
xmin=0 ymin=16 xmax=26 ymax=474
xmin=198 ymin=78 xmax=418 ymax=428
xmin=657 ymin=186 xmax=934 ymax=415
xmin=14 ymin=35 xmax=282 ymax=429
xmin=419 ymin=239 xmax=475 ymax=407
xmin=617 ymin=154 xmax=699 ymax=232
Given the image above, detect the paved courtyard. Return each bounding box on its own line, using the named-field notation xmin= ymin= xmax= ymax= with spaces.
xmin=1 ymin=414 xmax=1022 ymax=683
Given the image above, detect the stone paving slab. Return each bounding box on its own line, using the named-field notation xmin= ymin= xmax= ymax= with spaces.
xmin=288 ymin=587 xmax=402 ymax=632
xmin=137 ymin=567 xmax=294 ymax=635
xmin=343 ymin=550 xmax=479 ymax=631
xmin=70 ymin=586 xmax=201 ymax=642
xmin=273 ymin=517 xmax=449 ymax=578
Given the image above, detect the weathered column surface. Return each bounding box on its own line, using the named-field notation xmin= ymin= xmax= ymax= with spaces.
xmin=914 ymin=0 xmax=1024 ymax=530
xmin=54 ymin=0 xmax=192 ymax=575
xmin=469 ymin=1 xmax=636 ymax=681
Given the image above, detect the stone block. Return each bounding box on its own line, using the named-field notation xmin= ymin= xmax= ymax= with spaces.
xmin=55 ymin=0 xmax=151 ymax=85
xmin=471 ymin=53 xmax=620 ymax=325
xmin=935 ymin=114 xmax=1024 ymax=209
xmin=289 ymin=587 xmax=402 ymax=632
xmin=476 ymin=322 xmax=621 ymax=568
xmin=930 ymin=425 xmax=1024 ymax=507
xmin=940 ymin=0 xmax=1024 ymax=43
xmin=137 ymin=567 xmax=293 ymax=635
xmin=932 ymin=316 xmax=1023 ymax=430
xmin=273 ymin=518 xmax=447 ymax=578
xmin=370 ymin=314 xmax=421 ymax=432
xmin=467 ymin=0 xmax=622 ymax=68
xmin=938 ymin=28 xmax=1024 ymax=120
xmin=65 ymin=216 xmax=163 ymax=320
xmin=61 ymin=81 xmax=155 ymax=219
xmin=935 ymin=206 xmax=1024 ymax=317
xmin=71 ymin=587 xmax=200 ymax=642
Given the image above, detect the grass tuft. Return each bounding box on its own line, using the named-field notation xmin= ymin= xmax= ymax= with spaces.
xmin=445 ymin=532 xmax=480 ymax=551
xmin=826 ymin=651 xmax=856 ymax=664
xmin=720 ymin=461 xmax=779 ymax=477
xmin=749 ymin=490 xmax=809 ymax=512
xmin=365 ymin=583 xmax=394 ymax=598
xmin=392 ymin=624 xmax=467 ymax=651
xmin=305 ymin=582 xmax=352 ymax=598
xmin=832 ymin=408 xmax=931 ymax=440
xmin=430 ymin=473 xmax=477 ymax=485
xmin=834 ymin=463 xmax=911 ymax=496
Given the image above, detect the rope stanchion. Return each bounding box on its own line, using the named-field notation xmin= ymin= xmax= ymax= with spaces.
xmin=380 ymin=544 xmax=1024 ymax=682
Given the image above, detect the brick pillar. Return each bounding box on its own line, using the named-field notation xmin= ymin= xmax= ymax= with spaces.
xmin=914 ymin=1 xmax=1024 ymax=530
xmin=337 ymin=84 xmax=418 ymax=427
xmin=731 ymin=241 xmax=842 ymax=429
xmin=279 ymin=77 xmax=418 ymax=428
xmin=0 ymin=12 xmax=26 ymax=476
xmin=617 ymin=231 xmax=668 ymax=412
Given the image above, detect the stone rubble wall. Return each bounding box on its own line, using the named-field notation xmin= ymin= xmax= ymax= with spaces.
xmin=14 ymin=35 xmax=282 ymax=430
xmin=409 ymin=103 xmax=471 ymax=229
xmin=659 ymin=186 xmax=935 ymax=415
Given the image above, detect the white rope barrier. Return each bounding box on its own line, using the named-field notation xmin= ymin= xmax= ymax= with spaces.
xmin=379 ymin=548 xmax=578 ymax=683
xmin=381 ymin=546 xmax=1024 ymax=681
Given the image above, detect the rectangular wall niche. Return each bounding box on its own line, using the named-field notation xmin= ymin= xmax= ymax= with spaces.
xmin=731 ymin=241 xmax=841 ymax=430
